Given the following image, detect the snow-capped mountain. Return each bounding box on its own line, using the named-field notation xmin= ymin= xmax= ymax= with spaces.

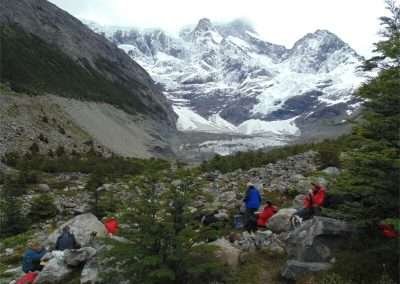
xmin=85 ymin=19 xmax=366 ymax=154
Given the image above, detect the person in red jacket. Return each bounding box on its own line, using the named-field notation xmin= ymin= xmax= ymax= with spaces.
xmin=103 ymin=217 xmax=119 ymax=236
xmin=257 ymin=201 xmax=278 ymax=227
xmin=296 ymin=183 xmax=326 ymax=220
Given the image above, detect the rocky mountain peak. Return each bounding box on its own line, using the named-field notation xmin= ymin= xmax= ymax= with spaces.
xmin=292 ymin=30 xmax=351 ymax=54
xmin=287 ymin=29 xmax=359 ymax=73
xmin=216 ymin=19 xmax=255 ymax=38
xmin=194 ymin=18 xmax=214 ymax=32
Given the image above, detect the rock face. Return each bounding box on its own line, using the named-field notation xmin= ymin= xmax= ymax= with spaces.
xmin=281 ymin=216 xmax=354 ymax=280
xmin=286 ymin=216 xmax=353 ymax=262
xmin=0 ymin=0 xmax=175 ymax=124
xmin=34 ymin=257 xmax=74 ymax=284
xmin=0 ymin=0 xmax=178 ymax=158
xmin=267 ymin=208 xmax=297 ymax=233
xmin=46 ymin=213 xmax=106 ymax=247
xmin=209 ymin=238 xmax=241 ymax=267
xmin=81 ymin=258 xmax=99 ymax=284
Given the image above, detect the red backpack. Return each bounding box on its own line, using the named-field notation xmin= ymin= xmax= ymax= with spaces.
xmin=16 ymin=272 xmax=38 ymax=284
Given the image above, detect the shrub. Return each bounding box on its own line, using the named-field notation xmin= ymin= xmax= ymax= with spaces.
xmin=28 ymin=194 xmax=58 ymax=223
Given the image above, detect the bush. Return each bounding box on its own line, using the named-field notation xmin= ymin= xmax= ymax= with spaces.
xmin=28 ymin=194 xmax=58 ymax=223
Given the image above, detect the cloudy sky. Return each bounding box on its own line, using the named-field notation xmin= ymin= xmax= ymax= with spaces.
xmin=49 ymin=0 xmax=390 ymax=57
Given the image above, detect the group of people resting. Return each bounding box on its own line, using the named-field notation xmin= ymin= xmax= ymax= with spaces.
xmin=242 ymin=181 xmax=326 ymax=232
xmin=16 ymin=217 xmax=119 ymax=284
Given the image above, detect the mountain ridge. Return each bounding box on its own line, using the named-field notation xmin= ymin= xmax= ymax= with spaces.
xmin=83 ymin=17 xmax=367 ymax=155
xmin=0 ymin=0 xmax=178 ymax=158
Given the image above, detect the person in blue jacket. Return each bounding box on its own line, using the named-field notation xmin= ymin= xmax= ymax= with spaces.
xmin=243 ymin=182 xmax=261 ymax=232
xmin=22 ymin=241 xmax=47 ymax=273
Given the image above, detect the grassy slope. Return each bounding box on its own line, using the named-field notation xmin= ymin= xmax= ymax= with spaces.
xmin=0 ymin=24 xmax=148 ymax=115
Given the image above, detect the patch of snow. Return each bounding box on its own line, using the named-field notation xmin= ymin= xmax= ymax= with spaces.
xmin=237 ymin=117 xmax=300 ymax=136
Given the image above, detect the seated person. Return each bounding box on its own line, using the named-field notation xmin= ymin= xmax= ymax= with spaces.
xmin=55 ymin=226 xmax=79 ymax=251
xmin=257 ymin=201 xmax=278 ymax=227
xmin=22 ymin=241 xmax=47 ymax=273
xmin=295 ymin=182 xmax=326 ymax=220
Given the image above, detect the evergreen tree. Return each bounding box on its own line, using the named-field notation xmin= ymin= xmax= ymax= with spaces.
xmin=335 ymin=0 xmax=399 ymax=224
xmin=0 ymin=176 xmax=28 ymax=237
xmin=102 ymin=179 xmax=227 ymax=284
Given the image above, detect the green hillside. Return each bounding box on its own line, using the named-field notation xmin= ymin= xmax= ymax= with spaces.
xmin=0 ymin=24 xmax=149 ymax=115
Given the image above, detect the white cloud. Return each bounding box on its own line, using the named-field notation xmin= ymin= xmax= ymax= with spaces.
xmin=49 ymin=0 xmax=389 ymax=57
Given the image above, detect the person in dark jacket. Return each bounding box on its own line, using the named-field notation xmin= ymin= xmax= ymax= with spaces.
xmin=22 ymin=241 xmax=46 ymax=273
xmin=243 ymin=182 xmax=261 ymax=232
xmin=55 ymin=226 xmax=79 ymax=251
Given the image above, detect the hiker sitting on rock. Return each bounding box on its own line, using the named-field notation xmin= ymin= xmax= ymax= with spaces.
xmin=257 ymin=201 xmax=278 ymax=227
xmin=243 ymin=182 xmax=261 ymax=233
xmin=22 ymin=241 xmax=47 ymax=273
xmin=295 ymin=182 xmax=326 ymax=221
xmin=55 ymin=226 xmax=79 ymax=251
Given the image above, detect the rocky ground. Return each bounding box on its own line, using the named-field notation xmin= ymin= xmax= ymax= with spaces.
xmin=0 ymin=85 xmax=176 ymax=161
xmin=0 ymin=150 xmax=350 ymax=283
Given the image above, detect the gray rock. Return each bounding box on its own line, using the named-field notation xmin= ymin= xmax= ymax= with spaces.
xmin=321 ymin=167 xmax=340 ymax=176
xmin=35 ymin=258 xmax=74 ymax=284
xmin=256 ymin=230 xmax=273 ymax=242
xmin=81 ymin=258 xmax=99 ymax=284
xmin=214 ymin=210 xmax=229 ymax=221
xmin=281 ymin=260 xmax=332 ymax=280
xmin=64 ymin=247 xmax=97 ymax=267
xmin=46 ymin=213 xmax=107 ymax=248
xmin=286 ymin=217 xmax=353 ymax=262
xmin=265 ymin=241 xmax=285 ymax=255
xmin=267 ymin=208 xmax=297 ymax=233
xmin=209 ymin=238 xmax=241 ymax=268
xmin=292 ymin=194 xmax=306 ymax=209
xmin=37 ymin=184 xmax=51 ymax=192
xmin=5 ymin=248 xmax=14 ymax=256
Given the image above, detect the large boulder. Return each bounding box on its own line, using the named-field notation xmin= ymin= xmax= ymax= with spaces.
xmin=209 ymin=238 xmax=241 ymax=268
xmin=286 ymin=216 xmax=353 ymax=263
xmin=81 ymin=258 xmax=99 ymax=284
xmin=46 ymin=213 xmax=107 ymax=248
xmin=281 ymin=260 xmax=332 ymax=280
xmin=34 ymin=258 xmax=74 ymax=284
xmin=64 ymin=247 xmax=97 ymax=267
xmin=267 ymin=208 xmax=297 ymax=233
